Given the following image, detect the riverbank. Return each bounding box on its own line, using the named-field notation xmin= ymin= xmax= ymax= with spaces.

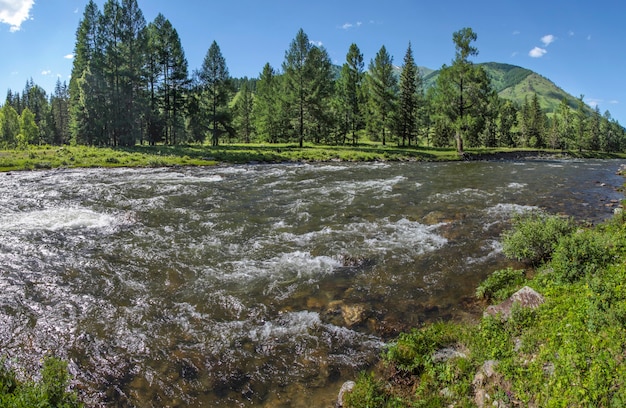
xmin=1 ymin=144 xmax=625 ymax=172
xmin=342 ymin=206 xmax=626 ymax=407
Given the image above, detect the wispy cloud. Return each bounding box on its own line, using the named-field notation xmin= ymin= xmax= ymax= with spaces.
xmin=41 ymin=69 xmax=51 ymax=75
xmin=64 ymin=53 xmax=74 ymax=59
xmin=568 ymin=30 xmax=575 ymax=36
xmin=341 ymin=21 xmax=362 ymax=30
xmin=541 ymin=34 xmax=556 ymax=46
xmin=512 ymin=30 xmax=520 ymax=35
xmin=529 ymin=47 xmax=547 ymax=58
xmin=309 ymin=40 xmax=323 ymax=47
xmin=609 ymin=100 xmax=619 ymax=104
xmin=0 ymin=0 xmax=35 ymax=32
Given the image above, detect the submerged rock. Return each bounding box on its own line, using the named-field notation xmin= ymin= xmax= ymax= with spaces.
xmin=336 ymin=380 xmax=355 ymax=408
xmin=484 ymin=286 xmax=545 ymax=320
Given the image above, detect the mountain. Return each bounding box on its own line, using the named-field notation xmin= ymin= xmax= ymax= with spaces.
xmin=422 ymin=62 xmax=586 ymax=115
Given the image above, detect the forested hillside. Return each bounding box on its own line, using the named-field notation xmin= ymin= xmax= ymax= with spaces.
xmin=1 ymin=0 xmax=624 ymax=153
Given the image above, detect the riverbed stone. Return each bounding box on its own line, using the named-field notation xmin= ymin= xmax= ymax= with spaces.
xmin=341 ymin=303 xmax=368 ymax=327
xmin=484 ymin=286 xmax=544 ymax=320
xmin=336 ymin=380 xmax=355 ymax=407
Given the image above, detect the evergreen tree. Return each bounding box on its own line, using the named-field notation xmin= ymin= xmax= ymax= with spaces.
xmin=337 ymin=43 xmax=365 ymax=145
xmin=282 ymin=29 xmax=313 ymax=147
xmin=367 ymin=45 xmax=397 ymax=145
xmin=304 ymin=46 xmax=335 ymax=143
xmin=556 ymin=98 xmax=574 ymax=150
xmin=51 ymin=79 xmax=70 ymax=144
xmin=497 ymin=100 xmax=518 ymax=147
xmin=575 ymin=95 xmax=587 ymax=152
xmin=233 ymin=78 xmax=255 ymax=143
xmin=396 ymin=42 xmax=421 ymax=146
xmin=199 ymin=40 xmax=233 ymax=146
xmin=588 ymin=105 xmax=601 ymax=151
xmin=146 ymin=13 xmax=189 ymax=145
xmin=431 ymin=27 xmax=492 ymax=154
xmin=69 ymin=0 xmax=103 ymax=144
xmin=253 ymin=63 xmax=281 ymax=143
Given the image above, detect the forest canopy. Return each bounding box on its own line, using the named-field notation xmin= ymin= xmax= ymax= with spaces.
xmin=1 ymin=0 xmax=624 ymax=153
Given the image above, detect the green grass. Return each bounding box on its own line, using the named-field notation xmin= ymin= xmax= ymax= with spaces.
xmin=346 ymin=211 xmax=626 ymax=407
xmin=1 ymin=143 xmax=624 ymax=172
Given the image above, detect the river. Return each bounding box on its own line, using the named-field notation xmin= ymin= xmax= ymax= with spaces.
xmin=0 ymin=159 xmax=623 ymax=407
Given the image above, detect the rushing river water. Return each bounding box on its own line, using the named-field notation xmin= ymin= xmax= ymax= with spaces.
xmin=0 ymin=160 xmax=624 ymax=407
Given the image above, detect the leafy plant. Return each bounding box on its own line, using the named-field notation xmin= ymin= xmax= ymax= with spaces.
xmin=502 ymin=212 xmax=575 ymax=264
xmin=475 ymin=267 xmax=526 ymax=301
xmin=550 ymin=229 xmax=614 ymax=283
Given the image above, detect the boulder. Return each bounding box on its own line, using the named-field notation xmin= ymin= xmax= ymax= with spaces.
xmin=484 ymin=286 xmax=544 ymax=320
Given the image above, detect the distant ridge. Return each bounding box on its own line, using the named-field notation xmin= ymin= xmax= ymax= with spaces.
xmin=421 ymin=62 xmax=588 ymax=115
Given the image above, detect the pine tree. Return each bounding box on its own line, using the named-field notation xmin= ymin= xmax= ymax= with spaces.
xmin=233 ymin=78 xmax=254 ymax=143
xmin=304 ymin=46 xmax=334 ymax=144
xmin=396 ymin=42 xmax=421 ymax=146
xmin=282 ymin=29 xmax=313 ymax=147
xmin=337 ymin=43 xmax=365 ymax=145
xmin=253 ymin=63 xmax=280 ymax=143
xmin=367 ymin=45 xmax=397 ymax=146
xmin=69 ymin=0 xmax=103 ymax=145
xmin=51 ymin=79 xmax=70 ymax=144
xmin=146 ymin=13 xmax=189 ymax=145
xmin=431 ymin=27 xmax=492 ymax=154
xmin=198 ymin=40 xmax=233 ymax=146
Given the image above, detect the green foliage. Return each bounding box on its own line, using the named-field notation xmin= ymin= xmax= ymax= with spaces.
xmin=475 ymin=267 xmax=526 ymax=301
xmin=0 ymin=356 xmax=82 ymax=407
xmin=550 ymin=228 xmax=614 ymax=283
xmin=502 ymin=211 xmax=575 ymax=264
xmin=385 ymin=322 xmax=459 ymax=373
xmin=344 ymin=372 xmax=391 ymax=408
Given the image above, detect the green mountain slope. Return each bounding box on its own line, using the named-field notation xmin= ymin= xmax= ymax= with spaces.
xmin=423 ymin=62 xmax=584 ymax=115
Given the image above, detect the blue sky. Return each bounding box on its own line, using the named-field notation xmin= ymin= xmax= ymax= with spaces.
xmin=1 ymin=0 xmax=625 ymax=124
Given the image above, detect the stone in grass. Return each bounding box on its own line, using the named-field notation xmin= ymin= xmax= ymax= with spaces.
xmin=484 ymin=286 xmax=544 ymax=320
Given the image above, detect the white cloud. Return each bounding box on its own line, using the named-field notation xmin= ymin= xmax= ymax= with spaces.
xmin=568 ymin=30 xmax=575 ymax=36
xmin=309 ymin=40 xmax=323 ymax=47
xmin=529 ymin=47 xmax=547 ymax=58
xmin=609 ymin=100 xmax=619 ymax=105
xmin=341 ymin=21 xmax=363 ymax=30
xmin=512 ymin=30 xmax=520 ymax=35
xmin=64 ymin=53 xmax=74 ymax=59
xmin=0 ymin=0 xmax=35 ymax=32
xmin=41 ymin=69 xmax=51 ymax=75
xmin=541 ymin=34 xmax=556 ymax=46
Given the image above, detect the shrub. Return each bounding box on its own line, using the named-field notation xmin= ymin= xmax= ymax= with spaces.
xmin=0 ymin=356 xmax=82 ymax=408
xmin=550 ymin=229 xmax=614 ymax=283
xmin=476 ymin=268 xmax=526 ymax=301
xmin=385 ymin=322 xmax=459 ymax=373
xmin=344 ymin=372 xmax=389 ymax=408
xmin=502 ymin=212 xmax=575 ymax=265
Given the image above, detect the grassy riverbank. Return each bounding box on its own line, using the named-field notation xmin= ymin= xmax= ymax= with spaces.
xmin=1 ymin=143 xmax=625 ymax=172
xmin=344 ymin=209 xmax=626 ymax=407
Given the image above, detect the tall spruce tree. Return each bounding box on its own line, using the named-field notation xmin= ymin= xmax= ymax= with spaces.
xmin=282 ymin=29 xmax=313 ymax=147
xmin=253 ymin=63 xmax=280 ymax=143
xmin=396 ymin=42 xmax=420 ymax=146
xmin=69 ymin=0 xmax=102 ymax=144
xmin=337 ymin=43 xmax=365 ymax=145
xmin=199 ymin=40 xmax=232 ymax=146
xmin=146 ymin=13 xmax=189 ymax=145
xmin=367 ymin=45 xmax=397 ymax=146
xmin=233 ymin=78 xmax=254 ymax=143
xmin=431 ymin=27 xmax=491 ymax=154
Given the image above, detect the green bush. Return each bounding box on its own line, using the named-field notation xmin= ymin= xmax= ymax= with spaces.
xmin=0 ymin=356 xmax=82 ymax=408
xmin=344 ymin=372 xmax=389 ymax=408
xmin=385 ymin=322 xmax=459 ymax=373
xmin=476 ymin=268 xmax=526 ymax=301
xmin=502 ymin=212 xmax=575 ymax=265
xmin=550 ymin=229 xmax=614 ymax=283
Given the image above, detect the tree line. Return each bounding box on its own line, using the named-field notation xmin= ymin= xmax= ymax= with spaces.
xmin=1 ymin=0 xmax=624 ymax=153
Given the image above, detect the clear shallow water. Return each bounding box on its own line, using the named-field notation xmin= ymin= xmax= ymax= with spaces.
xmin=0 ymin=160 xmax=623 ymax=407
